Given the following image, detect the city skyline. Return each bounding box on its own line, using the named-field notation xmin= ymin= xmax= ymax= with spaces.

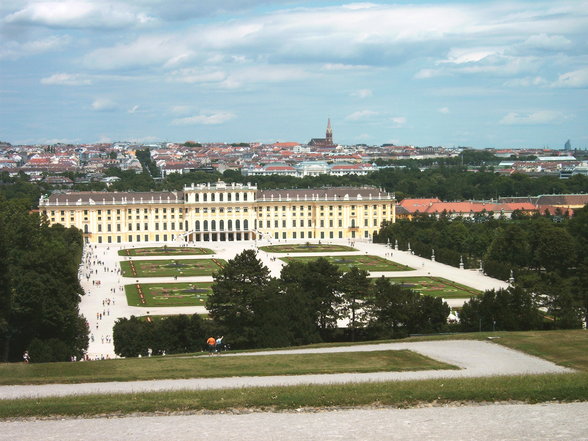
xmin=1 ymin=0 xmax=587 ymax=148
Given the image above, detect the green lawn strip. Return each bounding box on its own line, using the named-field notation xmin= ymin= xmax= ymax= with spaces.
xmin=125 ymin=282 xmax=212 ymax=307
xmin=0 ymin=350 xmax=453 ymax=386
xmin=379 ymin=276 xmax=480 ymax=299
xmin=120 ymin=259 xmax=226 ymax=277
xmin=2 ymin=372 xmax=586 ymax=419
xmin=118 ymin=247 xmax=214 ymax=256
xmin=280 ymin=255 xmax=413 ymax=272
xmin=259 ymin=244 xmax=357 ymax=253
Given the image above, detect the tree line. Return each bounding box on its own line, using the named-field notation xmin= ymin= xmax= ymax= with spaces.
xmin=376 ymin=206 xmax=588 ymax=328
xmin=0 ymin=198 xmax=89 ymax=362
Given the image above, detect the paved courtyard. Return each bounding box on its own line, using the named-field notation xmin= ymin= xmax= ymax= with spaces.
xmin=79 ymin=238 xmax=510 ymax=359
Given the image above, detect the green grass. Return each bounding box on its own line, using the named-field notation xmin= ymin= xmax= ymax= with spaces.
xmin=1 ymin=373 xmax=586 ymax=418
xmin=125 ymin=282 xmax=212 ymax=307
xmin=381 ymin=276 xmax=480 ymax=298
xmin=0 ymin=350 xmax=453 ymax=386
xmin=259 ymin=244 xmax=357 ymax=253
xmin=280 ymin=254 xmax=413 ymax=272
xmin=118 ymin=247 xmax=214 ymax=256
xmin=120 ymin=258 xmax=226 ymax=277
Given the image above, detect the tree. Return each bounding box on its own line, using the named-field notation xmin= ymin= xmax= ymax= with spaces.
xmin=339 ymin=266 xmax=370 ymax=341
xmin=206 ymin=249 xmax=271 ymax=348
xmin=460 ymin=287 xmax=544 ymax=332
xmin=366 ymin=277 xmax=411 ymax=338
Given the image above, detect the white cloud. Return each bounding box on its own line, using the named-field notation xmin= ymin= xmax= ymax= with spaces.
xmin=552 ymin=67 xmax=588 ymax=88
xmin=438 ymin=107 xmax=450 ymax=114
xmin=0 ymin=35 xmax=70 ymax=60
xmin=5 ymin=1 xmax=154 ymax=29
xmin=41 ymin=73 xmax=92 ymax=86
xmin=351 ymin=89 xmax=372 ymax=98
xmin=499 ymin=110 xmax=567 ymax=125
xmin=128 ymin=105 xmax=140 ymax=114
xmin=172 ymin=112 xmax=235 ymax=125
xmin=518 ymin=34 xmax=572 ymax=52
xmin=345 ymin=110 xmax=378 ymax=121
xmin=503 ymin=76 xmax=548 ymax=87
xmin=91 ymin=98 xmax=117 ymax=111
xmin=169 ymin=68 xmax=227 ymax=84
xmin=391 ymin=116 xmax=407 ymax=128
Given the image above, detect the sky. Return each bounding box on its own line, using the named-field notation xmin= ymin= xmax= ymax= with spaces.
xmin=1 ymin=0 xmax=587 ymax=148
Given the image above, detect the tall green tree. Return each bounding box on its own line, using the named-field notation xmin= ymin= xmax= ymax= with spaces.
xmin=339 ymin=266 xmax=370 ymax=341
xmin=206 ymin=249 xmax=271 ymax=347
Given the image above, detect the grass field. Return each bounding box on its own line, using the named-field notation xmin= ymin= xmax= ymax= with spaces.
xmin=259 ymin=243 xmax=357 ymax=253
xmin=0 ymin=350 xmax=454 ymax=386
xmin=125 ymin=282 xmax=213 ymax=307
xmin=120 ymin=259 xmax=226 ymax=277
xmin=280 ymin=254 xmax=413 ymax=272
xmin=1 ymin=330 xmax=586 ymax=418
xmin=382 ymin=276 xmax=480 ymax=298
xmin=118 ymin=247 xmax=214 ymax=256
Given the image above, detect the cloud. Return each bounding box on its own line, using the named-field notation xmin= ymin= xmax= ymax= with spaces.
xmin=503 ymin=76 xmax=548 ymax=87
xmin=345 ymin=110 xmax=378 ymax=121
xmin=438 ymin=107 xmax=450 ymax=114
xmin=499 ymin=110 xmax=567 ymax=125
xmin=391 ymin=116 xmax=407 ymax=128
xmin=91 ymin=98 xmax=117 ymax=111
xmin=128 ymin=105 xmax=140 ymax=114
xmin=5 ymin=1 xmax=154 ymax=29
xmin=172 ymin=112 xmax=235 ymax=125
xmin=0 ymin=35 xmax=70 ymax=60
xmin=41 ymin=73 xmax=92 ymax=86
xmin=552 ymin=67 xmax=588 ymax=88
xmin=351 ymin=89 xmax=373 ymax=98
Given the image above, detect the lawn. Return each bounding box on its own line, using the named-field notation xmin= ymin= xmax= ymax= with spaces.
xmin=382 ymin=276 xmax=480 ymax=298
xmin=125 ymin=282 xmax=213 ymax=307
xmin=118 ymin=246 xmax=214 ymax=256
xmin=120 ymin=259 xmax=226 ymax=277
xmin=259 ymin=243 xmax=357 ymax=253
xmin=280 ymin=254 xmax=413 ymax=272
xmin=0 ymin=350 xmax=453 ymax=386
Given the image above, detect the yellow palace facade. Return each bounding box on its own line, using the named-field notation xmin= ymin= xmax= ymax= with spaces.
xmin=39 ymin=181 xmax=396 ymax=244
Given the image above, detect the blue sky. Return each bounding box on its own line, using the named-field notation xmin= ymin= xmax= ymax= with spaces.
xmin=1 ymin=0 xmax=587 ymax=148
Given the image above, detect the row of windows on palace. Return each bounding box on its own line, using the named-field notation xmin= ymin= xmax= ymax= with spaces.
xmin=81 ymin=216 xmax=381 ymax=234
xmin=94 ymin=227 xmax=378 ymax=244
xmin=46 ymin=203 xmax=392 ymax=224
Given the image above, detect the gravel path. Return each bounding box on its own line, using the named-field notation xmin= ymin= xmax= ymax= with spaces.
xmin=0 ymin=340 xmax=571 ymax=400
xmin=1 ymin=402 xmax=586 ymax=441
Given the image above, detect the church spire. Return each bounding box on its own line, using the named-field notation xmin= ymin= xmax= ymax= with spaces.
xmin=326 ymin=118 xmax=333 ymax=143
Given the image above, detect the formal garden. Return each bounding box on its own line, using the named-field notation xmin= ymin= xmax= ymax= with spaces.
xmin=125 ymin=282 xmax=213 ymax=307
xmin=385 ymin=277 xmax=480 ymax=299
xmin=120 ymin=258 xmax=226 ymax=277
xmin=259 ymin=243 xmax=357 ymax=253
xmin=280 ymin=254 xmax=413 ymax=272
xmin=118 ymin=246 xmax=214 ymax=256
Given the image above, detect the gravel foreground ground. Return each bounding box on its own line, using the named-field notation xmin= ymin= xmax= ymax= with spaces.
xmin=0 ymin=340 xmax=572 ymax=400
xmin=1 ymin=402 xmax=587 ymax=441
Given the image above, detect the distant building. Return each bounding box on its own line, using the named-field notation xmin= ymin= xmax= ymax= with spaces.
xmin=308 ymin=119 xmax=336 ymax=148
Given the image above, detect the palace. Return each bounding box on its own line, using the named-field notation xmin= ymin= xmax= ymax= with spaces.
xmin=39 ymin=181 xmax=396 ymax=244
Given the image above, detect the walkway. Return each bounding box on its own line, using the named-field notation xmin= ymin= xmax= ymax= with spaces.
xmin=2 ymin=402 xmax=586 ymax=441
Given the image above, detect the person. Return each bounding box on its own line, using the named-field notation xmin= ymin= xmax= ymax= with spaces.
xmin=215 ymin=336 xmax=224 ymax=355
xmin=206 ymin=336 xmax=216 ymax=355
xmin=23 ymin=351 xmax=30 ymax=363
